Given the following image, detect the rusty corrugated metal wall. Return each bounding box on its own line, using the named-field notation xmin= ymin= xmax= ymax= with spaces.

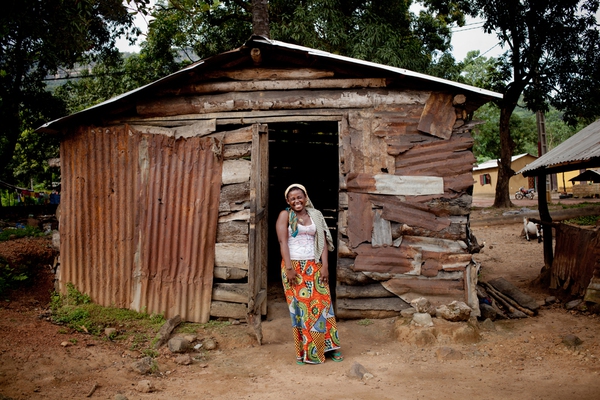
xmin=552 ymin=223 xmax=600 ymax=296
xmin=60 ymin=125 xmax=222 ymax=322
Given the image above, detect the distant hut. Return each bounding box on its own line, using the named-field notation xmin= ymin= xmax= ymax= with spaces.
xmin=37 ymin=37 xmax=501 ymax=331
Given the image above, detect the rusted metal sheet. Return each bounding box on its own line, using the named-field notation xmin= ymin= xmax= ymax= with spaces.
xmin=552 ymin=224 xmax=600 ymax=296
xmin=60 ymin=125 xmax=222 ymax=322
xmin=417 ymin=92 xmax=456 ymax=139
xmin=347 ymin=192 xmax=372 ymax=248
xmin=370 ymin=195 xmax=451 ymax=232
xmin=353 ymin=243 xmax=421 ymax=274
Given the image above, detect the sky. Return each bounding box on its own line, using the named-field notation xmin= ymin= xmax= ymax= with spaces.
xmin=115 ymin=3 xmax=504 ymax=62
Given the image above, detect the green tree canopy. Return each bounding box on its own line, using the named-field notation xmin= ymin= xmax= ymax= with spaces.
xmin=465 ymin=0 xmax=600 ymax=208
xmin=0 ymin=0 xmax=149 ymax=186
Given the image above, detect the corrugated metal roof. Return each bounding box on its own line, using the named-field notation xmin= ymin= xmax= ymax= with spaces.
xmin=38 ymin=36 xmax=502 ymax=132
xmin=518 ymin=119 xmax=600 ymax=176
xmin=473 ymin=153 xmax=533 ymax=172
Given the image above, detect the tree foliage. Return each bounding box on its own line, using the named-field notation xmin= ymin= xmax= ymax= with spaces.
xmin=142 ymin=0 xmax=469 ymax=74
xmin=0 ymin=0 xmax=149 ymax=186
xmin=465 ymin=0 xmax=600 ymax=207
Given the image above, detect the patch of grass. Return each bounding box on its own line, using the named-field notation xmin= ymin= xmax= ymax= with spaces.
xmin=50 ymin=283 xmax=165 ymax=336
xmin=69 ymin=338 xmax=78 ymax=344
xmin=560 ymin=202 xmax=599 ymax=209
xmin=357 ymin=318 xmax=373 ymax=326
xmin=564 ymin=215 xmax=600 ymax=226
xmin=0 ymin=225 xmax=45 ymax=242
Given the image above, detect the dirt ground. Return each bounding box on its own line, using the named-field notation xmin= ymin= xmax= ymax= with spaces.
xmin=1 ymin=202 xmax=600 ymax=400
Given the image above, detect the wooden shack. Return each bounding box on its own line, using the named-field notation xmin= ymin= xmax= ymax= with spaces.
xmin=38 ymin=37 xmax=501 ymax=328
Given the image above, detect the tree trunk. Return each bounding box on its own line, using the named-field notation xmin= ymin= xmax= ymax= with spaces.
xmin=252 ymin=0 xmax=270 ymax=38
xmin=492 ymin=93 xmax=518 ymax=208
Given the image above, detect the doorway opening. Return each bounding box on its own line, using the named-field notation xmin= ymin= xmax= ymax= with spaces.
xmin=267 ymin=121 xmax=340 ymax=302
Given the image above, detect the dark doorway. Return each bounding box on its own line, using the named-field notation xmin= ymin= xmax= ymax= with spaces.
xmin=267 ymin=121 xmax=339 ymax=299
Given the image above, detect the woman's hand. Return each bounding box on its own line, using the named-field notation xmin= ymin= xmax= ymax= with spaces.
xmin=319 ymin=265 xmax=329 ymax=286
xmin=285 ymin=267 xmax=297 ymax=283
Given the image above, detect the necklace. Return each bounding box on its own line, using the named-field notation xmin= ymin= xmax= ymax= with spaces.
xmin=297 ymin=212 xmax=308 ymax=224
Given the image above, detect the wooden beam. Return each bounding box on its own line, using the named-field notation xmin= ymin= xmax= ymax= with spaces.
xmin=158 ymin=78 xmax=388 ymax=94
xmin=336 ymin=283 xmax=395 ymax=299
xmin=213 ymin=266 xmax=248 ymax=280
xmin=382 ymin=277 xmax=464 ymax=297
xmin=212 ymin=283 xmax=249 ymax=303
xmin=222 ymin=159 xmax=251 ymax=185
xmin=201 ymin=68 xmax=336 ymax=81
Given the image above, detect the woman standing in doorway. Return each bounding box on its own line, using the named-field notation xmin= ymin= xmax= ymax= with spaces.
xmin=276 ymin=183 xmax=343 ymax=364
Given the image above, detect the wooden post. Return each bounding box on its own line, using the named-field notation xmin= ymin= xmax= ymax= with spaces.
xmin=538 ymin=173 xmax=553 ymax=269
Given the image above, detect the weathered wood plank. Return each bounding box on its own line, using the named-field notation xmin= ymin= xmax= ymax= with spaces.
xmin=136 ymin=90 xmax=430 ymax=117
xmin=208 ymin=126 xmax=253 ymax=144
xmin=159 ymin=78 xmax=387 ymax=94
xmin=371 ymin=209 xmax=392 ymax=247
xmin=347 ymin=193 xmax=373 ymax=248
xmin=210 ymin=301 xmax=247 ymax=319
xmin=401 ymin=235 xmax=468 ymax=253
xmin=337 ymin=258 xmax=375 ymax=286
xmin=222 ymin=159 xmax=251 ymax=185
xmin=223 ymin=143 xmax=251 ymax=160
xmin=213 ymin=266 xmax=248 ymax=280
xmin=370 ymin=195 xmax=452 ymax=232
xmin=218 ymin=209 xmax=250 ymax=222
xmin=338 ymin=297 xmax=411 ymax=311
xmin=354 ymin=243 xmax=421 ymax=275
xmin=202 ymin=68 xmax=336 ymax=81
xmin=336 ymin=283 xmax=395 ymax=299
xmin=347 ymin=173 xmax=444 ymax=196
xmin=212 ymin=283 xmax=249 ymax=303
xmin=216 ymin=221 xmax=249 ymax=243
xmin=382 ymin=277 xmax=464 ymax=297
xmin=395 ymin=151 xmax=475 ymax=177
xmin=417 ymin=92 xmax=456 ymax=139
xmin=219 ymin=182 xmax=250 ymax=213
xmin=214 ymin=243 xmax=249 ymax=269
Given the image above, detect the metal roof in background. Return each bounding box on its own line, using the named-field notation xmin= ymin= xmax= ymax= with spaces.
xmin=473 ymin=153 xmax=535 ymax=172
xmin=518 ymin=119 xmax=600 ymax=176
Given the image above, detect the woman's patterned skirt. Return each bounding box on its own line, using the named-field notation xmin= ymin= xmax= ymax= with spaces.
xmin=281 ymin=259 xmax=341 ymax=364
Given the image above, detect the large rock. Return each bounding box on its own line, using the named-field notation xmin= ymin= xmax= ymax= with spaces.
xmin=412 ymin=312 xmax=434 ymax=327
xmin=130 ymin=357 xmax=154 ymax=375
xmin=168 ymin=337 xmax=190 ymax=353
xmin=436 ymin=301 xmax=471 ymax=322
xmin=136 ymin=380 xmax=155 ymax=393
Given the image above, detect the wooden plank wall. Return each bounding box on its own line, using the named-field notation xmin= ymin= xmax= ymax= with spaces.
xmin=125 ymin=67 xmax=483 ymax=321
xmin=336 ymin=92 xmax=479 ymax=319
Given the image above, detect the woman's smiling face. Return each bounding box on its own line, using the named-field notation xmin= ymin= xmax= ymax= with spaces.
xmin=286 ymin=188 xmax=306 ymax=212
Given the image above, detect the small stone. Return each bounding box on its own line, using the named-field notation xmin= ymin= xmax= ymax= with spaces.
xmin=347 ymin=362 xmax=368 ymax=380
xmin=60 ymin=341 xmax=72 ymax=347
xmin=229 ymin=319 xmax=241 ymax=325
xmin=400 ymin=308 xmax=416 ymax=318
xmin=136 ymin=380 xmax=155 ymax=393
xmin=412 ymin=313 xmax=434 ymax=327
xmin=562 ymin=334 xmax=583 ymax=348
xmin=114 ymin=394 xmax=129 ymax=400
xmin=565 ymin=299 xmax=583 ymax=310
xmin=436 ymin=347 xmax=464 ymax=361
xmin=174 ymin=354 xmax=192 ymax=365
xmin=168 ymin=337 xmax=190 ymax=353
xmin=411 ymin=297 xmax=432 ymax=314
xmin=203 ymin=338 xmax=217 ymax=351
xmin=363 ymin=373 xmax=374 ymax=380
xmin=480 ymin=318 xmax=496 ymax=331
xmin=130 ymin=357 xmax=154 ymax=375
xmin=545 ymin=296 xmax=557 ymax=305
xmin=105 ymin=328 xmax=117 ymax=337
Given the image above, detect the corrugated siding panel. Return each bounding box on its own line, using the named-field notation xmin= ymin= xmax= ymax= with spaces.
xmin=60 ymin=126 xmax=222 ymax=322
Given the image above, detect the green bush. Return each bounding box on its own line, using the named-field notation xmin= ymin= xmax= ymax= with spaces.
xmin=0 ymin=260 xmax=28 ymax=296
xmin=0 ymin=225 xmax=45 ymax=242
